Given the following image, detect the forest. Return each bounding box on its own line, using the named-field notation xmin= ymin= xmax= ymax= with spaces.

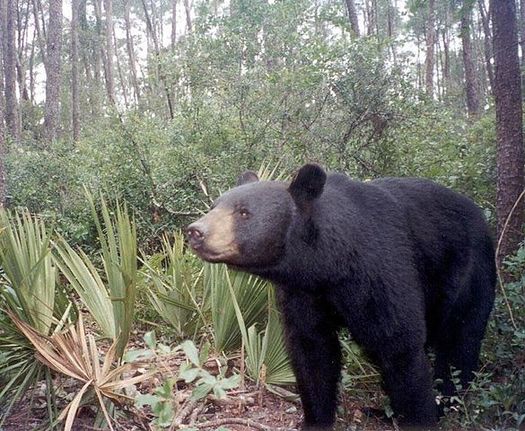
xmin=0 ymin=0 xmax=524 ymax=429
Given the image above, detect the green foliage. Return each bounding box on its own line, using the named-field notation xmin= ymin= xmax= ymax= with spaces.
xmin=132 ymin=335 xmax=240 ymax=428
xmin=0 ymin=210 xmax=70 ymax=423
xmin=441 ymin=246 xmax=525 ymax=430
xmin=141 ymin=232 xmax=204 ymax=340
xmin=203 ymin=263 xmax=269 ymax=353
xmin=54 ymin=194 xmax=138 ymax=358
xmin=244 ymin=295 xmax=296 ymax=386
xmin=136 ymin=378 xmax=177 ymax=428
xmin=178 ymin=340 xmax=241 ymax=401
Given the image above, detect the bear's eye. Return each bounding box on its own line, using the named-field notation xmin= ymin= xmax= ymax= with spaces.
xmin=239 ymin=208 xmax=250 ymax=219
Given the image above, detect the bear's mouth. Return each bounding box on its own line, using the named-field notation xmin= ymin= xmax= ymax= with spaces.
xmin=190 ymin=243 xmax=240 ymax=264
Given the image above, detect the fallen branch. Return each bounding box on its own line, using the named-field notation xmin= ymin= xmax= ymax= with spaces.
xmin=207 ymin=393 xmax=255 ymax=406
xmin=188 ymin=403 xmax=206 ymax=425
xmin=170 ymin=398 xmax=199 ymax=430
xmin=187 ymin=417 xmax=294 ymax=431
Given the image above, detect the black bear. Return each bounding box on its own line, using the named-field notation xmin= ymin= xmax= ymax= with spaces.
xmin=186 ymin=164 xmax=496 ymax=430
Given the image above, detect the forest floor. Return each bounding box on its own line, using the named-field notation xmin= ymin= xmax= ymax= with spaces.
xmin=1 ymin=348 xmax=396 ymax=431
xmin=2 ymin=384 xmax=397 ymax=431
xmin=1 ymin=320 xmax=471 ymax=431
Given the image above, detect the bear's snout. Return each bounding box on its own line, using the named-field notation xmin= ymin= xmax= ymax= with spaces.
xmin=186 ymin=222 xmax=207 ymax=249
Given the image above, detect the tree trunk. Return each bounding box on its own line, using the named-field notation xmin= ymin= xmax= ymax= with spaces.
xmin=492 ymin=0 xmax=525 ymax=264
xmin=461 ymin=7 xmax=481 ymax=117
xmin=0 ymin=11 xmax=7 ymax=206
xmin=424 ymin=0 xmax=436 ymax=97
xmin=103 ymin=0 xmax=115 ymax=104
xmin=93 ymin=0 xmax=103 ymax=112
xmin=2 ymin=0 xmax=20 ymax=142
xmin=183 ymin=0 xmax=192 ymax=33
xmin=124 ymin=0 xmax=140 ymax=102
xmin=171 ymin=0 xmax=177 ymax=46
xmin=344 ymin=0 xmax=359 ymax=36
xmin=441 ymin=3 xmax=451 ymax=98
xmin=113 ymin=25 xmax=129 ymax=108
xmin=71 ymin=0 xmax=80 ymax=141
xmin=519 ymin=0 xmax=525 ymax=94
xmin=141 ymin=0 xmax=174 ymax=118
xmin=16 ymin=2 xmax=30 ymax=102
xmin=43 ymin=0 xmax=62 ymax=144
xmin=29 ymin=31 xmax=35 ymax=102
xmin=478 ymin=0 xmax=494 ymax=93
xmin=31 ymin=0 xmax=46 ymax=66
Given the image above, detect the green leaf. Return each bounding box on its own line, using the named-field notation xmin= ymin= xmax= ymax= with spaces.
xmin=179 ymin=367 xmax=199 ymax=383
xmin=154 ymin=378 xmax=175 ymax=399
xmin=144 ymin=331 xmax=156 ymax=349
xmin=123 ymin=349 xmax=154 ymax=363
xmin=196 ymin=370 xmax=216 ymax=385
xmin=152 ymin=401 xmax=174 ymax=427
xmin=199 ymin=341 xmax=211 ymax=365
xmin=213 ymin=386 xmax=227 ymax=400
xmin=180 ymin=340 xmax=200 ymax=366
xmin=135 ymin=393 xmax=160 ymax=408
xmin=219 ymin=374 xmax=241 ymax=390
xmin=191 ymin=383 xmax=214 ymax=400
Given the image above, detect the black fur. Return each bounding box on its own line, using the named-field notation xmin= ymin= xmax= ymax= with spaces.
xmin=189 ymin=164 xmax=497 ymax=430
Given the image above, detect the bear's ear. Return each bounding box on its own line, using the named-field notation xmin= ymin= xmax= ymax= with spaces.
xmin=236 ymin=171 xmax=259 ymax=186
xmin=288 ymin=164 xmax=326 ymax=209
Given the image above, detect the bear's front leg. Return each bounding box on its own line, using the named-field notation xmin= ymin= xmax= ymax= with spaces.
xmin=277 ymin=288 xmax=342 ymax=431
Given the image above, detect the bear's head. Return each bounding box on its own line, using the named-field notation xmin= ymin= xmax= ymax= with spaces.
xmin=186 ymin=164 xmax=326 ymax=269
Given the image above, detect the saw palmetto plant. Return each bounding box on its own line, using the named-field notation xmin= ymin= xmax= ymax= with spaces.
xmin=141 ymin=231 xmax=204 ymax=340
xmin=54 ymin=193 xmax=138 ymax=359
xmin=0 ymin=210 xmax=70 ymax=423
xmin=9 ymin=312 xmax=150 ymax=431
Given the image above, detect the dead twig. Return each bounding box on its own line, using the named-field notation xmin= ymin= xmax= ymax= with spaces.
xmin=187 ymin=417 xmax=291 ymax=430
xmin=170 ymin=398 xmax=199 ymax=430
xmin=188 ymin=402 xmax=206 ymax=425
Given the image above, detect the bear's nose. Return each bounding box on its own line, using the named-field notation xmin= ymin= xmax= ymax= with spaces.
xmin=186 ymin=222 xmax=206 ymax=248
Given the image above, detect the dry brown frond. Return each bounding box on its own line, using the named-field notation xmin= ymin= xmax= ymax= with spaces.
xmin=8 ymin=311 xmax=152 ymax=431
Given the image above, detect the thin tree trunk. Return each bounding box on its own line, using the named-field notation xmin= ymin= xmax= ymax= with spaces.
xmin=425 ymin=0 xmax=436 ymax=97
xmin=0 ymin=10 xmax=7 ymax=206
xmin=141 ymin=0 xmax=174 ymax=118
xmin=3 ymin=0 xmax=20 ymax=142
xmin=43 ymin=0 xmax=62 ymax=144
xmin=31 ymin=0 xmax=46 ymax=66
xmin=71 ymin=0 xmax=80 ymax=141
xmin=478 ymin=0 xmax=494 ymax=92
xmin=103 ymin=0 xmax=115 ymax=104
xmin=442 ymin=9 xmax=451 ymax=98
xmin=344 ymin=0 xmax=359 ymax=36
xmin=492 ymin=0 xmax=525 ymax=264
xmin=171 ymin=0 xmax=177 ymax=46
xmin=388 ymin=0 xmax=397 ymax=63
xmin=435 ymin=28 xmax=441 ymax=98
xmin=79 ymin=0 xmax=96 ymax=115
xmin=113 ymin=25 xmax=129 ymax=108
xmin=93 ymin=0 xmax=103 ymax=111
xmin=124 ymin=0 xmax=140 ymax=102
xmin=29 ymin=30 xmax=35 ymax=102
xmin=16 ymin=0 xmax=30 ymax=102
xmin=183 ymin=0 xmax=192 ymax=33
xmin=461 ymin=7 xmax=480 ymax=117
